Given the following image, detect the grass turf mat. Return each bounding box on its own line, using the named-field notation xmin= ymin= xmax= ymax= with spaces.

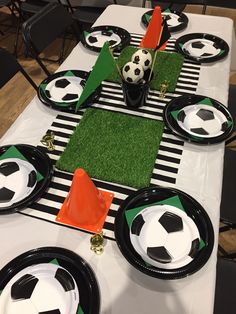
xmin=107 ymin=46 xmax=184 ymax=92
xmin=56 ymin=108 xmax=164 ymax=189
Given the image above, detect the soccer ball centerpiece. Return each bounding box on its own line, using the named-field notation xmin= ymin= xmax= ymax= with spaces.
xmin=122 ymin=61 xmax=145 ymax=84
xmin=0 ymin=263 xmax=79 ymax=314
xmin=0 ymin=158 xmax=37 ymax=208
xmin=130 ymin=205 xmax=200 ymax=269
xmin=131 ymin=49 xmax=152 ymax=71
xmin=177 ymin=104 xmax=228 ymax=137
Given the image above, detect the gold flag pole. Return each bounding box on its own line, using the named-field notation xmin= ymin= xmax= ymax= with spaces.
xmin=148 ymin=23 xmax=164 ymax=82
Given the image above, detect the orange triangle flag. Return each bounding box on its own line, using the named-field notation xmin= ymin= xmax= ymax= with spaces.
xmin=140 ymin=6 xmax=167 ymax=50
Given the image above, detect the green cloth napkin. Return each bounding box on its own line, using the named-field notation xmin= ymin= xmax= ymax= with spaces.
xmin=0 ymin=146 xmax=43 ymax=182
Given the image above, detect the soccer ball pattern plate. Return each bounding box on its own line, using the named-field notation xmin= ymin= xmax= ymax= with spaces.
xmin=177 ymin=104 xmax=228 ymax=138
xmin=0 ymin=158 xmax=37 ymax=208
xmin=175 ymin=33 xmax=229 ymax=63
xmin=38 ymin=70 xmax=101 ymax=112
xmin=163 ymin=95 xmax=234 ymax=144
xmin=141 ymin=9 xmax=189 ymax=33
xmin=0 ymin=263 xmax=79 ymax=314
xmin=80 ymin=25 xmax=131 ymax=53
xmin=114 ymin=186 xmax=214 ymax=279
xmin=130 ymin=204 xmax=200 ymax=269
xmin=0 ymin=145 xmax=53 ymax=214
xmin=45 ymin=76 xmax=84 ymax=103
xmin=0 ymin=247 xmax=100 ymax=314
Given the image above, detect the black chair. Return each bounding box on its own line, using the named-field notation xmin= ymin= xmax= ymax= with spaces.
xmin=0 ymin=47 xmax=37 ymax=89
xmin=13 ymin=0 xmax=59 ymax=56
xmin=217 ymin=85 xmax=236 ymax=257
xmin=22 ymin=2 xmax=77 ymax=76
xmin=214 ymin=257 xmax=236 ymax=314
xmin=71 ymin=0 xmax=117 ymax=30
xmin=0 ymin=0 xmax=19 ymax=36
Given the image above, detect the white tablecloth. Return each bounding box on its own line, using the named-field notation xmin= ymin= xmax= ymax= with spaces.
xmin=0 ymin=5 xmax=234 ymax=314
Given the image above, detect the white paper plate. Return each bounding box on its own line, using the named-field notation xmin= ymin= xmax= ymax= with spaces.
xmin=0 ymin=263 xmax=79 ymax=314
xmin=130 ymin=204 xmax=200 ymax=269
xmin=182 ymin=38 xmax=221 ymax=58
xmin=162 ymin=12 xmax=183 ymax=27
xmin=45 ymin=76 xmax=84 ymax=103
xmin=177 ymin=104 xmax=227 ymax=138
xmin=86 ymin=30 xmax=121 ymax=49
xmin=0 ymin=158 xmax=37 ymax=208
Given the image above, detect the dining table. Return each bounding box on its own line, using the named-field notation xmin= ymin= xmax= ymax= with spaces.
xmin=0 ymin=4 xmax=235 ymax=314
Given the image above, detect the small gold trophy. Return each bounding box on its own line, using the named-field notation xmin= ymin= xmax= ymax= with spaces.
xmin=40 ymin=131 xmax=55 ymax=151
xmin=90 ymin=232 xmax=104 ymax=255
xmin=159 ymin=80 xmax=169 ymax=99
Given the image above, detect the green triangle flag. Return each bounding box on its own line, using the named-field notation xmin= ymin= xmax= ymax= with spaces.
xmin=76 ymin=41 xmax=118 ymax=111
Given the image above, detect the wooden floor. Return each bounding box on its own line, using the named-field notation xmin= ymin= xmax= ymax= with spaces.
xmin=0 ymin=4 xmax=236 ymax=256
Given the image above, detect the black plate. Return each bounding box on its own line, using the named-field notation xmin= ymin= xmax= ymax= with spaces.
xmin=141 ymin=9 xmax=188 ymax=33
xmin=114 ymin=186 xmax=214 ymax=280
xmin=163 ymin=94 xmax=234 ymax=144
xmin=80 ymin=25 xmax=131 ymax=53
xmin=175 ymin=33 xmax=229 ymax=63
xmin=0 ymin=247 xmax=100 ymax=314
xmin=0 ymin=144 xmax=53 ymax=214
xmin=38 ymin=70 xmax=101 ymax=112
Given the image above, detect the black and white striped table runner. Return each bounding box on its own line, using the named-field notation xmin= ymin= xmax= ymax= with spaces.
xmin=19 ymin=33 xmax=201 ymax=240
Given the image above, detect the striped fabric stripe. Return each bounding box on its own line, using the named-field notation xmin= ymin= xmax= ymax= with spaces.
xmin=20 ymin=34 xmax=200 ymax=240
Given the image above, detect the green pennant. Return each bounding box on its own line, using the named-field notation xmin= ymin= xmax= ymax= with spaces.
xmin=0 ymin=146 xmax=44 ymax=182
xmin=76 ymin=41 xmax=118 ymax=111
xmin=49 ymin=258 xmax=60 ymax=266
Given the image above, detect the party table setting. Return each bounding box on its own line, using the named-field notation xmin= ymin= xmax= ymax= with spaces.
xmin=0 ymin=4 xmax=235 ymax=314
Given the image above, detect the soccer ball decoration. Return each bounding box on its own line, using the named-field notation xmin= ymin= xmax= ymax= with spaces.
xmin=0 ymin=263 xmax=79 ymax=314
xmin=131 ymin=49 xmax=152 ymax=71
xmin=130 ymin=205 xmax=200 ymax=269
xmin=0 ymin=158 xmax=37 ymax=207
xmin=183 ymin=39 xmax=220 ymax=58
xmin=177 ymin=104 xmax=228 ymax=137
xmin=122 ymin=61 xmax=145 ymax=83
xmin=45 ymin=77 xmax=83 ymax=103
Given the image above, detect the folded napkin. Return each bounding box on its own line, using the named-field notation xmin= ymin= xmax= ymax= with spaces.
xmin=107 ymin=46 xmax=184 ymax=93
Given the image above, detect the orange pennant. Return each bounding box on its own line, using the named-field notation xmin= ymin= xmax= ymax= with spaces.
xmin=140 ymin=6 xmax=166 ymax=50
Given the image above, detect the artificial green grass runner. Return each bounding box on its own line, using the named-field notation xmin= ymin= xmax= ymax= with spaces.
xmin=107 ymin=46 xmax=184 ymax=92
xmin=56 ymin=108 xmax=164 ymax=189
